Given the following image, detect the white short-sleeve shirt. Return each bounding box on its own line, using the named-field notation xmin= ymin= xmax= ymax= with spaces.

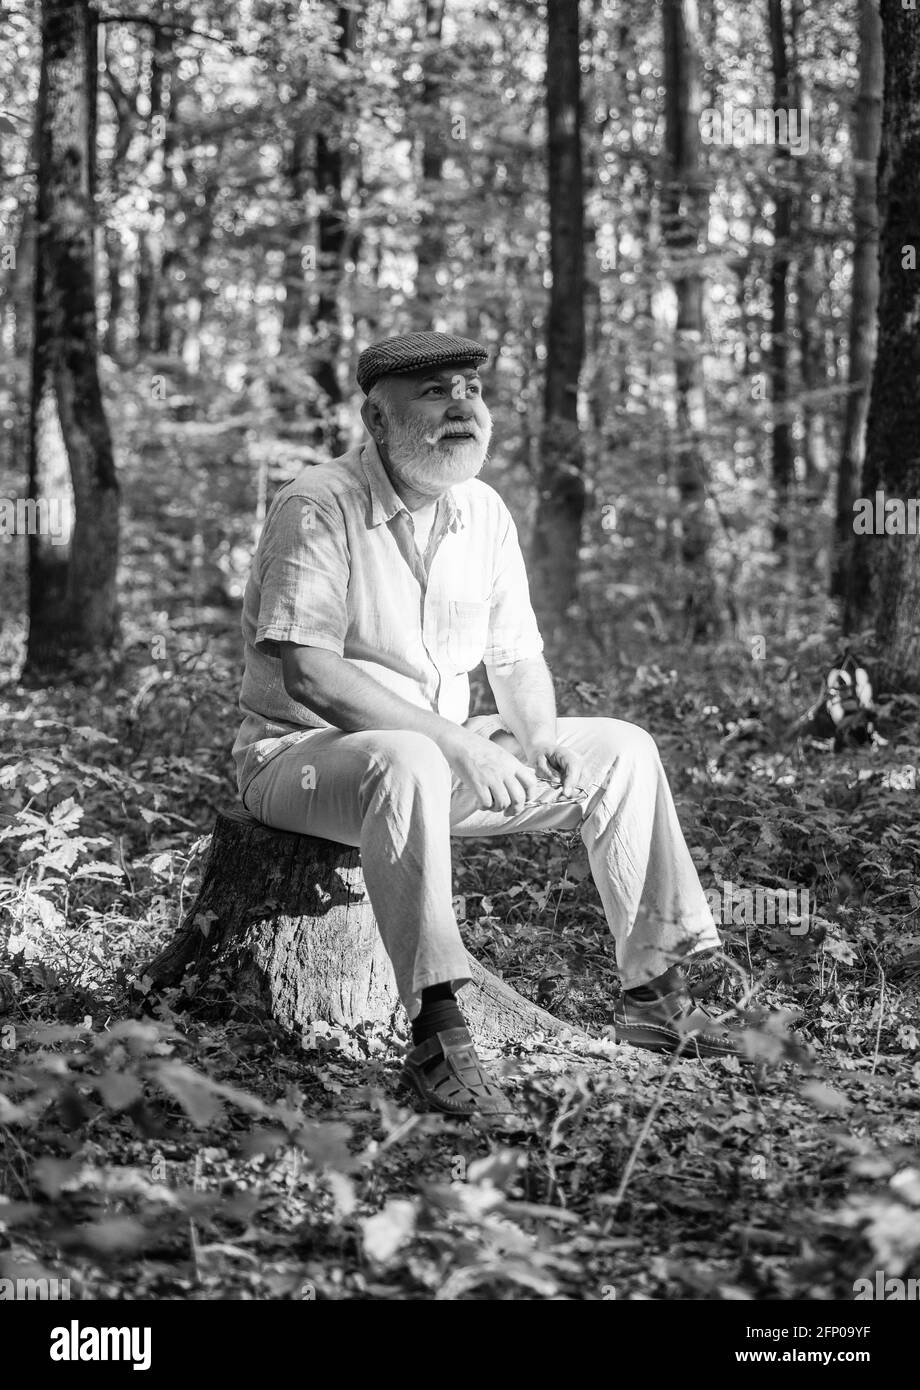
xmin=232 ymin=436 xmax=544 ymax=797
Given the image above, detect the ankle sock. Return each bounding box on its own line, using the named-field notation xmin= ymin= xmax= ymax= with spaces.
xmin=411 ymin=984 xmax=464 ymax=1045
xmin=625 ymin=965 xmax=686 ymax=1003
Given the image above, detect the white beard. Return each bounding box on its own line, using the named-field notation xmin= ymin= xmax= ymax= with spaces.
xmin=382 ymin=408 xmax=493 ymax=497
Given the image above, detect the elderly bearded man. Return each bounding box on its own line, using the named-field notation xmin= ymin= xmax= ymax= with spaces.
xmin=233 ymin=331 xmax=751 ymax=1116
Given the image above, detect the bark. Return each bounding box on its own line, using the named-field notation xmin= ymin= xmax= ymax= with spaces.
xmin=8 ymin=118 xmax=39 ymax=488
xmin=791 ymin=0 xmax=828 ymax=492
xmin=100 ymin=56 xmax=135 ymax=363
xmin=136 ymin=25 xmax=173 ymax=355
xmin=280 ymin=119 xmax=313 ymax=351
xmin=143 ymin=809 xmax=581 ymax=1050
xmin=181 ymin=166 xmax=217 ymax=375
xmin=11 ymin=151 xmax=38 ymax=367
xmin=662 ymin=0 xmax=720 ymax=638
xmin=415 ymin=0 xmax=447 ymax=328
xmin=831 ymin=0 xmax=882 ymax=599
xmin=308 ymin=4 xmax=356 ymax=449
xmin=845 ymin=0 xmax=920 ymax=689
xmin=24 ymin=0 xmax=119 ymax=678
xmin=155 ymin=89 xmax=178 ymax=357
xmin=768 ymin=0 xmax=794 ymax=551
xmin=530 ymin=0 xmax=587 ymax=632
xmin=104 ymin=224 xmax=124 ymax=360
xmin=795 ymin=213 xmax=828 ymax=487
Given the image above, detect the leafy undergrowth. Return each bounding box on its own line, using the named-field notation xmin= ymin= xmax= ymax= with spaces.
xmin=1 ymin=627 xmax=920 ymax=1300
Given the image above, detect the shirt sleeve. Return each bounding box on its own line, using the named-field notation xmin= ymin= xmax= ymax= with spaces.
xmin=253 ymin=494 xmax=349 ymax=657
xmin=483 ymin=508 xmax=544 ymax=667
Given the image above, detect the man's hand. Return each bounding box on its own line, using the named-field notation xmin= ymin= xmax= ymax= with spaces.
xmin=527 ymin=741 xmax=594 ymax=799
xmin=438 ymin=726 xmax=543 ymax=813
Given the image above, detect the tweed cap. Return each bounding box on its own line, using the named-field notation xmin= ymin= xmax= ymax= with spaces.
xmin=356 ymin=331 xmax=489 ymax=395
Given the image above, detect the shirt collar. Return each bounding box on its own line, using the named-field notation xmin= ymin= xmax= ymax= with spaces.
xmin=361 ymin=435 xmax=465 ymax=533
xmin=361 ymin=437 xmax=404 ymax=527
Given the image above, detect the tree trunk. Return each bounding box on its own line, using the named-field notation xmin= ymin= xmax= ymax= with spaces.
xmin=142 ymin=809 xmax=580 ymax=1050
xmin=8 ymin=117 xmax=38 ymax=489
xmin=415 ymin=0 xmax=447 ymax=328
xmin=181 ymin=166 xmax=218 ymax=377
xmin=12 ymin=175 xmax=37 ymax=369
xmin=530 ymin=0 xmax=587 ymax=633
xmin=790 ymin=0 xmax=828 ymax=493
xmin=831 ymin=0 xmax=882 ymax=599
xmin=795 ymin=207 xmax=828 ymax=488
xmin=662 ymin=0 xmax=720 ymax=638
xmin=155 ymin=75 xmax=179 ymax=358
xmin=281 ymin=118 xmax=313 ymax=353
xmin=104 ymin=224 xmax=124 ymax=361
xmin=100 ymin=31 xmax=138 ymax=364
xmin=24 ymin=0 xmax=119 ymax=678
xmin=768 ymin=0 xmax=794 ymax=551
xmin=308 ymin=3 xmax=356 ymax=451
xmin=136 ymin=26 xmax=173 ymax=355
xmin=845 ymin=0 xmax=920 ymax=689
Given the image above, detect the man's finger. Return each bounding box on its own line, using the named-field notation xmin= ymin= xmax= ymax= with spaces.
xmin=562 ymin=766 xmax=589 ymax=798
xmin=516 ymin=765 xmax=543 ymax=799
xmin=503 ymin=774 xmax=528 ymax=814
xmin=473 ymin=777 xmax=497 ymax=810
xmin=538 ymin=750 xmax=565 ymax=785
xmin=551 ymin=751 xmax=577 ymax=797
xmin=488 ymin=779 xmax=512 ymax=812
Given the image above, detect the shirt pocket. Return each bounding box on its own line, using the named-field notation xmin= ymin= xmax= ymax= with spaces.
xmin=444 ymin=599 xmax=491 ymax=671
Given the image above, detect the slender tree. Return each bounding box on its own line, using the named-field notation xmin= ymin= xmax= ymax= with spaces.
xmin=309 ymin=3 xmax=357 ymax=446
xmin=768 ymin=0 xmax=794 ymax=550
xmin=8 ymin=113 xmax=39 ymax=493
xmin=662 ymin=0 xmax=719 ymax=636
xmin=277 ymin=103 xmax=311 ymax=350
xmin=136 ymin=24 xmax=174 ymax=354
xmin=530 ymin=0 xmax=586 ymax=629
xmin=845 ymin=0 xmax=920 ymax=687
xmin=415 ymin=0 xmax=447 ymax=328
xmin=25 ymin=0 xmax=119 ymax=677
xmin=832 ymin=0 xmax=882 ymax=598
xmin=790 ymin=0 xmax=828 ymax=491
xmin=100 ymin=37 xmax=138 ymax=363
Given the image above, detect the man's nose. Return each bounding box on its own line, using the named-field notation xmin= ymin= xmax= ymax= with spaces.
xmin=445 ymin=394 xmax=483 ymax=422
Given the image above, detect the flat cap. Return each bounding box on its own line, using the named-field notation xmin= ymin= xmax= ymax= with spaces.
xmin=356 ymin=331 xmax=489 ymax=395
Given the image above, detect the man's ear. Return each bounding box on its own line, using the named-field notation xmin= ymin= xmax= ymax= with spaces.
xmin=361 ymin=396 xmax=385 ymax=440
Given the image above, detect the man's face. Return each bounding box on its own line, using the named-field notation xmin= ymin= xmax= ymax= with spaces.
xmin=373 ymin=365 xmax=493 ymax=498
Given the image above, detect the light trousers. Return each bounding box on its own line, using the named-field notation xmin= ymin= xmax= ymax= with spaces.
xmin=240 ymin=715 xmax=721 ymax=1019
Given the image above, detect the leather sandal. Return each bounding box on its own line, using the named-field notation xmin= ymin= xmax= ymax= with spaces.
xmin=400 ymin=1026 xmax=514 ymax=1116
xmin=612 ymin=988 xmax=753 ymax=1062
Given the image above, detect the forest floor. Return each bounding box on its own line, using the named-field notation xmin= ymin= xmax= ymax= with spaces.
xmin=2 ymin=617 xmax=919 ymax=1301
xmin=2 ymin=411 xmax=920 ymax=1300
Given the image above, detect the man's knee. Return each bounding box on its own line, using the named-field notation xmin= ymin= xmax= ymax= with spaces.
xmin=581 ymin=717 xmax=660 ymax=768
xmin=362 ymin=730 xmax=453 ymax=800
xmin=578 ymin=717 xmax=664 ymax=783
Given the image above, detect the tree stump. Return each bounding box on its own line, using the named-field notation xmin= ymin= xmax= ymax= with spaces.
xmin=143 ymin=807 xmax=581 ymax=1051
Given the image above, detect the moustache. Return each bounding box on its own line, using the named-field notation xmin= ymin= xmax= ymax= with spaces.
xmin=423 ymin=426 xmax=483 ymax=445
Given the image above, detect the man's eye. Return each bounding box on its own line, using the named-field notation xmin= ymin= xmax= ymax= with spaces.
xmin=425 ymin=386 xmax=445 ymax=395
